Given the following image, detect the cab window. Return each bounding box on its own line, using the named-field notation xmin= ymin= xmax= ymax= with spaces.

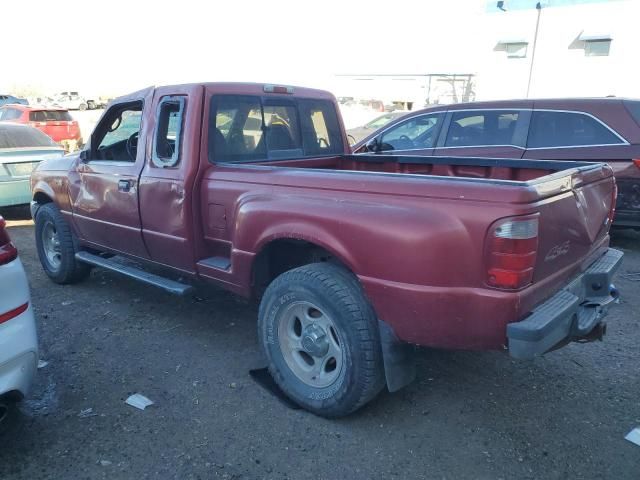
xmin=209 ymin=95 xmax=341 ymax=163
xmin=92 ymin=102 xmax=143 ymax=162
xmin=152 ymin=96 xmax=185 ymax=167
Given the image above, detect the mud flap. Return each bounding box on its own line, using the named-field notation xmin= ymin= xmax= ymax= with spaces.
xmin=378 ymin=319 xmax=416 ymax=392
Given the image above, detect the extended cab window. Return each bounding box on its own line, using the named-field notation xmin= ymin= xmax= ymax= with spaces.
xmin=379 ymin=113 xmax=443 ymax=151
xmin=527 ymin=110 xmax=624 ymax=148
xmin=92 ymin=102 xmax=143 ymax=162
xmin=152 ymin=96 xmax=185 ymax=167
xmin=445 ymin=110 xmax=520 ymax=147
xmin=209 ymin=95 xmax=341 ymax=163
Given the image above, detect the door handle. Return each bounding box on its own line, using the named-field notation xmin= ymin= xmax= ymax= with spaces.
xmin=118 ymin=179 xmax=132 ymax=192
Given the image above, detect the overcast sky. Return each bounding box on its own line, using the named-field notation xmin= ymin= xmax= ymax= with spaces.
xmin=3 ymin=0 xmax=484 ymax=96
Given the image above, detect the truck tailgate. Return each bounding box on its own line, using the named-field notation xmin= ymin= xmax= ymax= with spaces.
xmin=532 ymin=164 xmax=615 ymax=282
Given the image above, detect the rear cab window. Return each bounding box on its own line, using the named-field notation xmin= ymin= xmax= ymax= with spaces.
xmin=209 ymin=95 xmax=342 ymax=163
xmin=527 ymin=110 xmax=624 ymax=148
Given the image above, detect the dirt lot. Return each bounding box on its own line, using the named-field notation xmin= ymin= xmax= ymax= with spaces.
xmin=1 ymin=208 xmax=639 ymax=480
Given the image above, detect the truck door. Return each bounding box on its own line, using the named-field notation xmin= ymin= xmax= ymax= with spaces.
xmin=137 ymin=85 xmax=203 ymax=272
xmin=70 ymin=88 xmax=153 ymax=258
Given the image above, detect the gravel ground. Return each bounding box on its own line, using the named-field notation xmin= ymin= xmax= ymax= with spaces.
xmin=1 ymin=208 xmax=639 ymax=480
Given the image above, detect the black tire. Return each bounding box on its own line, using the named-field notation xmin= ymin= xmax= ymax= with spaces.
xmin=0 ymin=401 xmax=20 ymax=435
xmin=35 ymin=203 xmax=90 ymax=284
xmin=258 ymin=262 xmax=385 ymax=417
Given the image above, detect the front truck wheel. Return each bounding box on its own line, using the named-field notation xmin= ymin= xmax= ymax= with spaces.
xmin=258 ymin=263 xmax=385 ymax=417
xmin=35 ymin=203 xmax=90 ymax=284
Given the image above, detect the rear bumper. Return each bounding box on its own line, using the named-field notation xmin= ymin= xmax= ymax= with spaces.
xmin=507 ymin=248 xmax=623 ymax=360
xmin=0 ymin=258 xmax=38 ymax=399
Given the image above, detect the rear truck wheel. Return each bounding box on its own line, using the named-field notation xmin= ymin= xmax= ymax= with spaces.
xmin=78 ymin=103 xmax=87 ymax=111
xmin=35 ymin=203 xmax=90 ymax=284
xmin=258 ymin=262 xmax=385 ymax=417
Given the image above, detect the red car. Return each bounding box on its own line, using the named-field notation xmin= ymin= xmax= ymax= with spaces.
xmin=0 ymin=104 xmax=83 ymax=152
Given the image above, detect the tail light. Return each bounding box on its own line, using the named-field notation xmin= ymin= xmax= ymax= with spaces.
xmin=486 ymin=215 xmax=539 ymax=290
xmin=0 ymin=217 xmax=18 ymax=265
xmin=633 ymin=159 xmax=640 ymax=168
xmin=0 ymin=302 xmax=29 ymax=325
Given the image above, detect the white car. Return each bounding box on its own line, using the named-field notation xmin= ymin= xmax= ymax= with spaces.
xmin=0 ymin=216 xmax=37 ymax=423
xmin=51 ymin=93 xmax=87 ymax=111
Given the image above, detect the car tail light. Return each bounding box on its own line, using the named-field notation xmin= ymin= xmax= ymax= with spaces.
xmin=0 ymin=302 xmax=29 ymax=325
xmin=0 ymin=217 xmax=18 ymax=266
xmin=633 ymin=159 xmax=640 ymax=168
xmin=486 ymin=215 xmax=539 ymax=290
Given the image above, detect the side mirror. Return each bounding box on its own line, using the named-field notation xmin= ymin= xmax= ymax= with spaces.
xmin=79 ymin=149 xmax=88 ymax=161
xmin=365 ymin=137 xmax=380 ymax=153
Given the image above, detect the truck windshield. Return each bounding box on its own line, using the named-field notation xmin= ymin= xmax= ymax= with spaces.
xmin=209 ymin=95 xmax=342 ymax=163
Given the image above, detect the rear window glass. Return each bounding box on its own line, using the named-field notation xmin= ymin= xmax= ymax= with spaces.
xmin=0 ymin=107 xmax=22 ymax=121
xmin=0 ymin=125 xmax=57 ymax=148
xmin=28 ymin=110 xmax=72 ymax=122
xmin=209 ymin=95 xmax=342 ymax=163
xmin=445 ymin=110 xmax=520 ymax=147
xmin=527 ymin=111 xmax=623 ymax=148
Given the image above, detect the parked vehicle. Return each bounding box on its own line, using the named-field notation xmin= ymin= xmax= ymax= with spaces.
xmin=353 ymin=98 xmax=640 ymax=229
xmin=30 ymin=83 xmax=622 ymax=416
xmin=0 ymin=124 xmax=65 ymax=207
xmin=51 ymin=92 xmax=87 ymax=111
xmin=0 ymin=105 xmax=83 ymax=152
xmin=0 ymin=95 xmax=28 ymax=107
xmin=346 ymin=111 xmax=408 ymax=144
xmin=0 ymin=216 xmax=38 ymax=424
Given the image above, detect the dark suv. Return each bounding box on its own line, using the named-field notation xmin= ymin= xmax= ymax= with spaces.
xmin=353 ymin=98 xmax=640 ymax=228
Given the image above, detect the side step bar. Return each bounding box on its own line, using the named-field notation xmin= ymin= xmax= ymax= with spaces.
xmin=75 ymin=251 xmax=193 ymax=296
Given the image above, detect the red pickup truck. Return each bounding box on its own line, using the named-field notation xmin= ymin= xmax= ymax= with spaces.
xmin=30 ymin=83 xmax=623 ymax=417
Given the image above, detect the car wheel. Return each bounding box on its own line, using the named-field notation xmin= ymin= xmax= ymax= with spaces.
xmin=79 ymin=103 xmax=87 ymax=111
xmin=35 ymin=203 xmax=90 ymax=284
xmin=0 ymin=401 xmax=20 ymax=433
xmin=258 ymin=262 xmax=385 ymax=417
